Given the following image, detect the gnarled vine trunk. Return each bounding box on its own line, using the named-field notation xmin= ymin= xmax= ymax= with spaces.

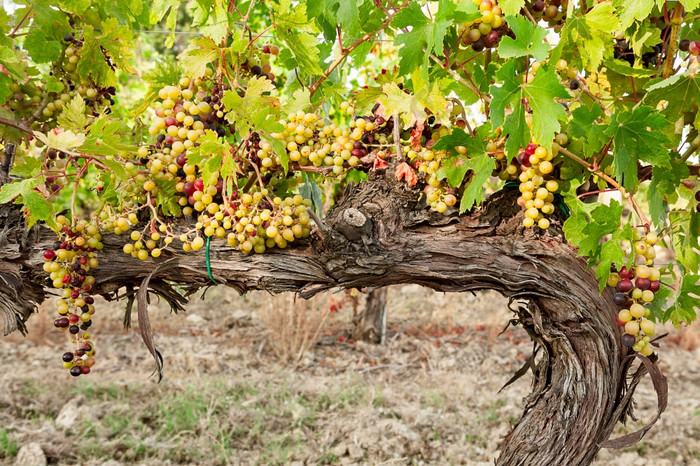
xmin=0 ymin=167 xmax=663 ymax=466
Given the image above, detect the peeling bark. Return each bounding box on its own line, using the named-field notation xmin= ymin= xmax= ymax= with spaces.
xmin=0 ymin=168 xmax=663 ymax=465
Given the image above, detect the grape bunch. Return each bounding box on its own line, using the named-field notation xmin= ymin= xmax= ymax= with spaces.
xmin=608 ymin=232 xmax=662 ymax=356
xmin=695 ymin=189 xmax=700 ymax=213
xmin=268 ymin=108 xmax=374 ymax=174
xmin=240 ymin=43 xmax=281 ymax=86
xmin=6 ymin=22 xmax=116 ymax=129
xmin=44 ymin=216 xmax=101 ymax=376
xmin=458 ymin=0 xmax=508 ymax=52
xmin=516 ymin=138 xmax=564 ymax=230
xmin=526 ymin=0 xmax=568 ymax=25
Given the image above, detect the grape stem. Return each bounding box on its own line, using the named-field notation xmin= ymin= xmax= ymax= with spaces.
xmin=662 ymin=4 xmax=684 ymax=79
xmin=520 ymin=7 xmax=537 ymax=25
xmin=392 ymin=114 xmax=403 ymax=161
xmin=557 ymin=146 xmax=649 ymax=226
xmin=309 ymin=13 xmax=396 ymax=97
xmin=0 ymin=116 xmax=33 ymax=136
xmin=9 ymin=7 xmax=33 ymax=39
xmin=577 ymin=76 xmax=612 ymax=117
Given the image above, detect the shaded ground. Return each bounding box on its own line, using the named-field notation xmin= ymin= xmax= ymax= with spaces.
xmin=1 ymin=285 xmax=699 ymax=465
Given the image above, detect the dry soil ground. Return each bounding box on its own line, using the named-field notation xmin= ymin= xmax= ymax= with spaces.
xmin=1 ymin=285 xmax=700 ymax=465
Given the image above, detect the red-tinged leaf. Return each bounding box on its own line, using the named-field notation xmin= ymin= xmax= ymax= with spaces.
xmin=395 ymin=162 xmax=418 ymax=187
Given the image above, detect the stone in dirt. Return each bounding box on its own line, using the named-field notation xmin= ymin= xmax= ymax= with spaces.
xmin=55 ymin=395 xmax=97 ymax=429
xmin=14 ymin=442 xmax=47 ymax=466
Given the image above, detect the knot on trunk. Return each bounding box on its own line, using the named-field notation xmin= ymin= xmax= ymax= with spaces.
xmin=335 ymin=208 xmax=372 ymax=241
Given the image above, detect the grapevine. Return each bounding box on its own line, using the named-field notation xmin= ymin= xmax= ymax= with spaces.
xmin=0 ymin=0 xmax=695 ymax=400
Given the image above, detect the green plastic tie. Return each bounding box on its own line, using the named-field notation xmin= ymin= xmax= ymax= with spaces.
xmin=205 ymin=236 xmax=219 ymax=285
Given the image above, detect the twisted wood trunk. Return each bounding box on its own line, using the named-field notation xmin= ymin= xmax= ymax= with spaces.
xmin=353 ymin=287 xmax=388 ymax=343
xmin=0 ymin=168 xmax=661 ymax=465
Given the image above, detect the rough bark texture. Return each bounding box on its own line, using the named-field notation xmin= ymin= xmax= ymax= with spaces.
xmin=0 ymin=167 xmax=656 ymax=465
xmin=353 ymin=287 xmax=388 ymax=343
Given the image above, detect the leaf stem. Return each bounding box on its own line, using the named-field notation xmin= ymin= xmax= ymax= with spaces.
xmin=558 ymin=146 xmax=649 ymax=225
xmin=9 ymin=7 xmax=33 ymax=39
xmin=309 ymin=14 xmax=395 ymax=97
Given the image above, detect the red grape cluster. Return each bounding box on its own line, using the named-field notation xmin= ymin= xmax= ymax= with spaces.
xmin=44 ymin=216 xmax=101 ymax=376
xmin=608 ymin=232 xmax=661 ymax=356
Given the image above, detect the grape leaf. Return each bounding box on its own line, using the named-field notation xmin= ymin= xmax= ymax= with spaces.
xmin=521 ymin=66 xmax=569 ymax=154
xmin=155 ymin=177 xmax=182 ymax=217
xmin=57 ymin=95 xmax=88 ymax=131
xmin=391 ymin=0 xmax=476 ymax=79
xmin=647 ymin=160 xmax=689 ymax=228
xmin=78 ymin=19 xmax=135 ymax=88
xmin=498 ymin=16 xmax=550 ymax=62
xmin=594 ymin=224 xmax=633 ymax=292
xmin=615 ymin=0 xmax=661 ymax=30
xmin=149 ymin=0 xmax=179 ymax=46
xmin=130 ymin=56 xmax=181 ymax=116
xmin=283 ymin=88 xmax=311 ymax=117
xmin=670 ymin=210 xmax=700 ymax=273
xmin=458 ymin=152 xmax=496 ymax=212
xmin=33 ymin=130 xmax=85 ymax=153
xmin=665 ymin=274 xmax=700 ymax=325
xmin=569 ymin=105 xmax=607 ymax=156
xmin=434 ymin=128 xmax=487 ymax=187
xmin=561 ymin=4 xmax=619 ymax=71
xmin=22 ymin=28 xmax=62 ymax=63
xmin=21 ymin=188 xmax=54 ymax=230
xmin=191 ymin=1 xmax=229 ymax=44
xmin=679 ymin=0 xmax=700 ymax=10
xmin=179 ymin=36 xmax=219 ymax=80
xmin=0 ymin=178 xmax=37 ymax=204
xmin=604 ymin=59 xmax=657 ymax=78
xmin=9 ymin=153 xmax=42 ymax=178
xmin=273 ymin=0 xmax=323 ymax=76
xmin=499 ymin=0 xmax=525 ymax=16
xmin=377 ymin=70 xmax=450 ymax=129
xmin=642 ymin=71 xmax=700 ymax=132
xmin=222 ymin=76 xmax=281 ymax=138
xmin=605 ymin=106 xmax=671 ymax=192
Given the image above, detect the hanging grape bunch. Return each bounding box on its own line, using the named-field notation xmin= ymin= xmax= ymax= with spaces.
xmin=526 ymin=0 xmax=568 ymax=25
xmin=241 ymin=43 xmax=281 ymax=86
xmin=459 ymin=0 xmax=508 ymax=51
xmin=44 ymin=217 xmax=101 ymax=376
xmin=608 ymin=232 xmax=663 ymax=357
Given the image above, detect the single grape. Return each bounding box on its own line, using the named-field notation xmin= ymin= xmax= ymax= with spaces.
xmin=620 ymin=333 xmax=636 ymax=347
xmin=70 ymin=366 xmax=82 ymax=377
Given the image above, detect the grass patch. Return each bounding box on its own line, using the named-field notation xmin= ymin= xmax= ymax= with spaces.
xmin=0 ymin=429 xmax=18 ymax=459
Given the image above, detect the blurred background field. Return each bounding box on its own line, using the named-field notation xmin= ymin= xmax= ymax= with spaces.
xmin=2 ymin=286 xmax=700 ymax=465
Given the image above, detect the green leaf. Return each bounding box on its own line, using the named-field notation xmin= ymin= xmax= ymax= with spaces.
xmin=101 ymin=157 xmax=128 ymax=180
xmin=594 ymin=224 xmax=632 ymax=293
xmin=299 ymin=172 xmax=324 ymax=216
xmin=604 ymin=59 xmax=657 ymax=78
xmin=560 ymin=4 xmax=619 ymax=71
xmin=179 ymin=36 xmax=219 ymax=80
xmin=569 ymin=105 xmax=607 ymax=156
xmin=273 ymin=0 xmax=323 ymax=76
xmin=458 ymin=153 xmax=496 ymax=212
xmin=642 ymin=71 xmax=700 ymax=133
xmin=614 ymin=0 xmax=659 ymax=30
xmin=130 ymin=56 xmax=181 ymax=116
xmin=605 ymin=106 xmax=671 ymax=192
xmin=0 ymin=178 xmax=35 ymax=204
xmin=22 ymin=28 xmax=62 ymax=63
xmin=377 ymin=70 xmax=450 ymax=130
xmin=647 ymin=159 xmax=689 ymax=228
xmin=57 ymin=95 xmax=88 ymax=131
xmin=666 ymin=274 xmax=700 ymax=325
xmin=78 ymin=20 xmax=135 ymax=88
xmin=521 ymin=66 xmax=569 ymax=154
xmin=497 ymin=16 xmax=550 ymax=62
xmin=10 ymin=153 xmax=42 ymax=178
xmin=262 ymin=133 xmax=288 ymax=174
xmin=155 ymin=177 xmax=182 ymax=217
xmin=434 ymin=128 xmax=487 ymax=187
xmin=391 ymin=0 xmax=476 ymax=79
xmin=222 ymin=76 xmax=281 ymax=138
xmin=499 ymin=0 xmax=525 ymax=16
xmin=22 ymin=188 xmax=54 ymax=229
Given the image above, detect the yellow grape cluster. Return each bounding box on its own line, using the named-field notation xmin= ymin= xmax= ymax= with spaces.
xmin=266 ymin=109 xmax=375 ymax=174
xmin=407 ymin=142 xmax=457 ymax=213
xmin=516 ymin=142 xmax=559 ymax=229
